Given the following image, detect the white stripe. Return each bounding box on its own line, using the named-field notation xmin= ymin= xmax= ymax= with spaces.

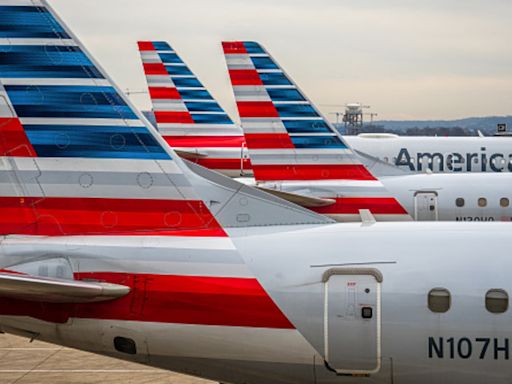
xmin=0 ymin=0 xmax=44 ymax=5
xmin=140 ymin=51 xmax=160 ymax=62
xmin=2 ymin=157 xmax=182 ymax=174
xmin=19 ymin=117 xmax=145 ymax=127
xmin=146 ymin=75 xmax=174 ymax=87
xmin=4 ymin=234 xmax=235 ymax=250
xmin=159 ymin=126 xmax=244 ymax=136
xmin=152 ymin=100 xmax=188 ymax=112
xmin=0 ymin=38 xmax=76 ymax=46
xmin=1 ymin=78 xmax=111 ymax=86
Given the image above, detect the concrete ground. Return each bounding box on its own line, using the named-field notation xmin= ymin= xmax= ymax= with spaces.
xmin=0 ymin=334 xmax=214 ymax=384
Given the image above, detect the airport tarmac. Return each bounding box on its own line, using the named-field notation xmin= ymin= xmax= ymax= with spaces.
xmin=0 ymin=334 xmax=213 ymax=384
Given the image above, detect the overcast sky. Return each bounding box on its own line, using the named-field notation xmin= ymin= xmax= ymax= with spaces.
xmin=51 ymin=0 xmax=512 ymax=121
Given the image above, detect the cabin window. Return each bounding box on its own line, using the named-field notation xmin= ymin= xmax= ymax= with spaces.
xmin=455 ymin=198 xmax=465 ymax=207
xmin=428 ymin=288 xmax=451 ymax=313
xmin=485 ymin=289 xmax=508 ymax=314
xmin=500 ymin=198 xmax=509 ymax=208
xmin=478 ymin=197 xmax=487 ymax=207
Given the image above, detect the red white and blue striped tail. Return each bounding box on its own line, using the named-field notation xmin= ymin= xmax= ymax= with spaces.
xmin=222 ymin=41 xmax=411 ymax=221
xmin=138 ymin=41 xmax=252 ymax=177
xmin=0 ymin=1 xmax=235 ymax=237
xmin=0 ymin=2 xmax=330 ymax=237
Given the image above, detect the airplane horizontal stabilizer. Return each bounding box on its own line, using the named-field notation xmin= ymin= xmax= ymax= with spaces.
xmin=255 ymin=187 xmax=336 ymax=208
xmin=0 ymin=272 xmax=130 ymax=303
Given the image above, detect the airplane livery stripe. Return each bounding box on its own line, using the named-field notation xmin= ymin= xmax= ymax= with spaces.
xmin=165 ymin=135 xmax=246 ymax=148
xmin=0 ymin=272 xmax=294 ymax=328
xmin=253 ymin=164 xmax=376 ymax=181
xmin=313 ymin=197 xmax=408 ymax=215
xmin=0 ymin=197 xmax=226 ymax=236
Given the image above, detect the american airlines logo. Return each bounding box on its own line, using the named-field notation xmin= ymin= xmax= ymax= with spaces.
xmin=396 ymin=148 xmax=511 ymax=172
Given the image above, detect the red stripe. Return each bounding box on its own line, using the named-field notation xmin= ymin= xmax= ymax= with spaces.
xmin=237 ymin=101 xmax=279 ymax=118
xmin=314 ymin=197 xmax=408 ymax=215
xmin=149 ymin=87 xmax=181 ymax=100
xmin=222 ymin=41 xmax=247 ymax=54
xmin=165 ymin=135 xmax=245 ymax=148
xmin=0 ymin=197 xmax=226 ymax=237
xmin=228 ymin=69 xmax=263 ymax=86
xmin=0 ymin=273 xmax=294 ymax=329
xmin=137 ymin=41 xmax=155 ymax=51
xmin=155 ymin=111 xmax=194 ymax=124
xmin=244 ymin=133 xmax=294 ymax=149
xmin=252 ymin=164 xmax=377 ymax=181
xmin=0 ymin=118 xmax=36 ymax=157
xmin=143 ymin=63 xmax=168 ymax=75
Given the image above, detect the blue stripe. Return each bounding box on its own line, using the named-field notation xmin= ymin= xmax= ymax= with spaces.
xmin=275 ymin=104 xmax=320 ymax=118
xmin=6 ymin=85 xmax=137 ymax=120
xmin=243 ymin=42 xmax=265 ymax=54
xmin=158 ymin=53 xmax=182 ymax=64
xmin=291 ymin=135 xmax=346 ymax=149
xmin=0 ymin=45 xmax=103 ymax=78
xmin=173 ymin=77 xmax=203 ymax=88
xmin=153 ymin=41 xmax=172 ymax=50
xmin=283 ymin=120 xmax=331 ymax=134
xmin=251 ymin=57 xmax=279 ymax=70
xmin=191 ymin=114 xmax=233 ymax=124
xmin=185 ymin=102 xmax=224 ymax=113
xmin=0 ymin=6 xmax=70 ymax=39
xmin=260 ymin=72 xmax=292 ymax=86
xmin=165 ymin=65 xmax=193 ymax=76
xmin=178 ymin=89 xmax=214 ymax=100
xmin=267 ymin=88 xmax=306 ymax=102
xmin=24 ymin=125 xmax=170 ymax=159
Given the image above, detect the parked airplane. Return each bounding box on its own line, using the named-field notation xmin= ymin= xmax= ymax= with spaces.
xmin=345 ymin=134 xmax=512 ymax=176
xmin=223 ymin=41 xmax=512 ymax=222
xmin=138 ymin=40 xmax=252 ymax=177
xmin=2 ymin=3 xmax=512 ymax=384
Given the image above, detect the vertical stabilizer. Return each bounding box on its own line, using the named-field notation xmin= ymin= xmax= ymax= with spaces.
xmin=0 ymin=2 xmax=331 ymax=237
xmin=222 ymin=41 xmax=411 ymax=221
xmin=138 ymin=41 xmax=251 ymax=176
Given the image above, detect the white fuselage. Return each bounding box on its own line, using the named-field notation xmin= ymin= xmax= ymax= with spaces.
xmin=1 ymin=221 xmax=512 ymax=384
xmin=344 ymin=135 xmax=512 ymax=176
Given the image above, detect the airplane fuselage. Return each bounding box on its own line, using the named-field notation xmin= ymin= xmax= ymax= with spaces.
xmin=1 ymin=222 xmax=512 ymax=384
xmin=345 ymin=135 xmax=512 ymax=176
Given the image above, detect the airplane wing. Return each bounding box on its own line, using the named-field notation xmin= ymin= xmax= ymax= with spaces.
xmin=0 ymin=272 xmax=130 ymax=303
xmin=256 ymin=187 xmax=336 ymax=208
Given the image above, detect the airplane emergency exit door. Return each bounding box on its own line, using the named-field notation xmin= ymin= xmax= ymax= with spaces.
xmin=323 ymin=269 xmax=382 ymax=375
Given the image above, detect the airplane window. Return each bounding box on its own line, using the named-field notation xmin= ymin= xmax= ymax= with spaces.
xmin=428 ymin=288 xmax=451 ymax=313
xmin=500 ymin=198 xmax=509 ymax=208
xmin=478 ymin=197 xmax=487 ymax=207
xmin=485 ymin=289 xmax=508 ymax=314
xmin=455 ymin=198 xmax=465 ymax=207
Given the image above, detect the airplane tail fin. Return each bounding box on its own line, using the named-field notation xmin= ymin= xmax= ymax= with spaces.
xmin=138 ymin=41 xmax=251 ymax=176
xmin=222 ymin=41 xmax=410 ymax=221
xmin=0 ymin=2 xmax=331 ymax=237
